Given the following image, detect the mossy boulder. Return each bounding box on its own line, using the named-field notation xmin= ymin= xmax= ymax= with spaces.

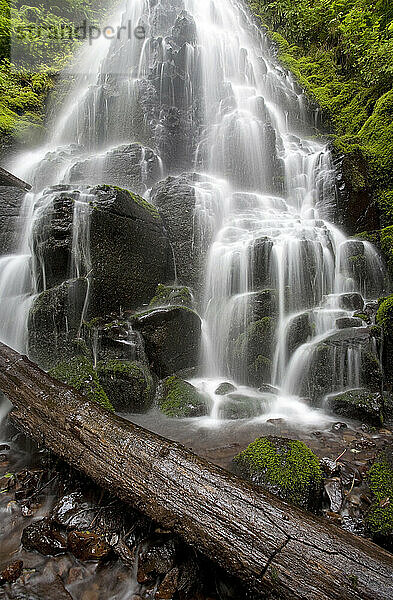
xmin=28 ymin=278 xmax=88 ymax=370
xmin=87 ymin=185 xmax=174 ymax=317
xmin=233 ymin=437 xmax=323 ymax=512
xmin=149 ymin=284 xmax=193 ymax=309
xmin=49 ymin=356 xmax=114 ymax=412
xmin=249 ymin=289 xmax=277 ymax=320
xmin=97 ymin=360 xmax=155 ymax=413
xmin=135 ymin=307 xmax=202 ymax=378
xmin=158 ymin=376 xmax=208 ymax=418
xmin=326 ymin=390 xmax=384 ymax=427
xmin=366 ymin=447 xmax=393 ymax=549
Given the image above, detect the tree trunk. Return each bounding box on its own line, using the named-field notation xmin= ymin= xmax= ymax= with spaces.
xmin=0 ymin=341 xmax=392 ymax=600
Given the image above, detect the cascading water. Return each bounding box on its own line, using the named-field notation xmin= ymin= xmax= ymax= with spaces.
xmin=0 ymin=0 xmax=387 ymax=424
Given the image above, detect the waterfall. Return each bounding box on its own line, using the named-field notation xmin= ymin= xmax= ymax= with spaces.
xmin=0 ymin=0 xmax=387 ymax=422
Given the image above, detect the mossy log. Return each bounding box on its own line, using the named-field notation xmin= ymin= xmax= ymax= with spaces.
xmin=0 ymin=342 xmax=392 ymax=599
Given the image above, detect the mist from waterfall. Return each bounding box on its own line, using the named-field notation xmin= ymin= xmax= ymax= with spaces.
xmin=0 ymin=0 xmax=387 ymax=424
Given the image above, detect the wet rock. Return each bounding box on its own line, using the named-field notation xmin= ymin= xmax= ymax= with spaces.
xmin=233 ymin=436 xmax=323 ymax=512
xmin=0 ymin=186 xmax=26 ymax=255
xmin=219 ymin=395 xmax=262 ymax=420
xmin=51 ymin=492 xmax=96 ymax=530
xmin=97 ymin=360 xmax=155 ymax=412
xmin=150 ymin=173 xmax=211 ymax=291
xmin=335 ymin=317 xmax=363 ymax=329
xmin=287 ymin=312 xmax=312 ymax=356
xmin=258 ymin=383 xmax=280 ymax=395
xmin=22 ymin=518 xmax=67 ymax=556
xmin=138 ymin=538 xmax=177 ymax=584
xmin=320 ymin=457 xmax=341 ymax=477
xmin=135 ymin=307 xmax=202 ymax=378
xmin=67 ymin=530 xmax=111 ymax=561
xmin=215 ymin=382 xmax=236 ymax=396
xmin=158 ymin=376 xmax=208 ymax=418
xmin=249 ymin=239 xmax=273 ymax=289
xmin=68 ymin=143 xmax=163 ymax=194
xmin=229 ymin=317 xmax=276 ymax=387
xmin=327 ymin=390 xmax=384 ymax=426
xmin=324 ymin=478 xmax=343 ymax=513
xmin=249 ymin=289 xmax=277 ymax=319
xmin=28 ymin=278 xmax=88 ymax=370
xmin=172 ymin=11 xmax=197 ymax=45
xmin=49 ymin=356 xmax=114 ymax=411
xmin=331 ymin=421 xmax=348 ymax=432
xmin=339 ymin=293 xmax=364 ymax=312
xmin=155 ymin=567 xmax=179 ymax=599
xmin=87 ymin=185 xmax=174 ymax=317
xmin=331 ymin=144 xmax=379 ymax=235
xmin=0 ymin=560 xmax=23 ymax=585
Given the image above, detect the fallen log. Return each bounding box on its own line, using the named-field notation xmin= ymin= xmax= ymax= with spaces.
xmin=0 ymin=341 xmax=392 ymax=599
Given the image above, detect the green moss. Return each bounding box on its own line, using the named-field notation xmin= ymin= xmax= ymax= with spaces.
xmin=158 ymin=376 xmax=207 ymax=418
xmin=50 ymin=356 xmax=114 ymax=412
xmin=149 ymin=284 xmax=193 ymax=308
xmin=97 ymin=359 xmax=154 ymax=411
xmin=326 ymin=390 xmax=384 ymax=426
xmin=366 ymin=448 xmax=393 ymax=540
xmin=377 ymin=294 xmax=393 ymax=333
xmin=128 ymin=190 xmax=160 ymax=219
xmin=233 ymin=436 xmax=323 ymax=511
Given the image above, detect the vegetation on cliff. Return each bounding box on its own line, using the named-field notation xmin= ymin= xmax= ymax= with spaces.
xmin=0 ymin=0 xmax=107 ymax=146
xmin=249 ymin=0 xmax=393 ymax=230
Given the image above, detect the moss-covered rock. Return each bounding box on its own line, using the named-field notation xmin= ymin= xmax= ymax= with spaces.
xmin=28 ymin=278 xmax=89 ymax=370
xmin=326 ymin=390 xmax=384 ymax=426
xmin=233 ymin=436 xmax=323 ymax=512
xmin=366 ymin=447 xmax=393 ymax=548
xmin=149 ymin=284 xmax=193 ymax=309
xmin=49 ymin=356 xmax=114 ymax=412
xmin=97 ymin=360 xmax=155 ymax=413
xmin=135 ymin=307 xmax=202 ymax=378
xmin=157 ymin=376 xmax=208 ymax=418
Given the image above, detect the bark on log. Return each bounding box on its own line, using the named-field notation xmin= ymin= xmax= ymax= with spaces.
xmin=0 ymin=341 xmax=392 ymax=599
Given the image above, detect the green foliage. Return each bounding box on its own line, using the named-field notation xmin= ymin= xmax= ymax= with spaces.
xmin=0 ymin=0 xmax=108 ymax=139
xmin=377 ymin=294 xmax=393 ymax=334
xmin=50 ymin=355 xmax=114 ymax=412
xmin=366 ymin=448 xmax=393 ymax=539
xmin=233 ymin=436 xmax=323 ymax=510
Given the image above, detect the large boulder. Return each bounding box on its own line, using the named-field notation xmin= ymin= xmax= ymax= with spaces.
xmin=233 ymin=436 xmax=323 ymax=513
xmin=157 ymin=375 xmax=208 ymax=418
xmin=68 ymin=144 xmax=163 ymax=195
xmin=134 ymin=307 xmax=201 ymax=378
xmin=28 ymin=278 xmax=88 ymax=370
xmin=0 ymin=186 xmax=26 ymax=255
xmin=286 ymin=312 xmax=313 ymax=357
xmin=88 ymin=185 xmax=174 ymax=317
xmin=326 ymin=390 xmax=384 ymax=426
xmin=150 ymin=173 xmax=212 ymax=291
xmin=97 ymin=359 xmax=155 ymax=413
xmin=30 ymin=185 xmax=175 ymax=321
